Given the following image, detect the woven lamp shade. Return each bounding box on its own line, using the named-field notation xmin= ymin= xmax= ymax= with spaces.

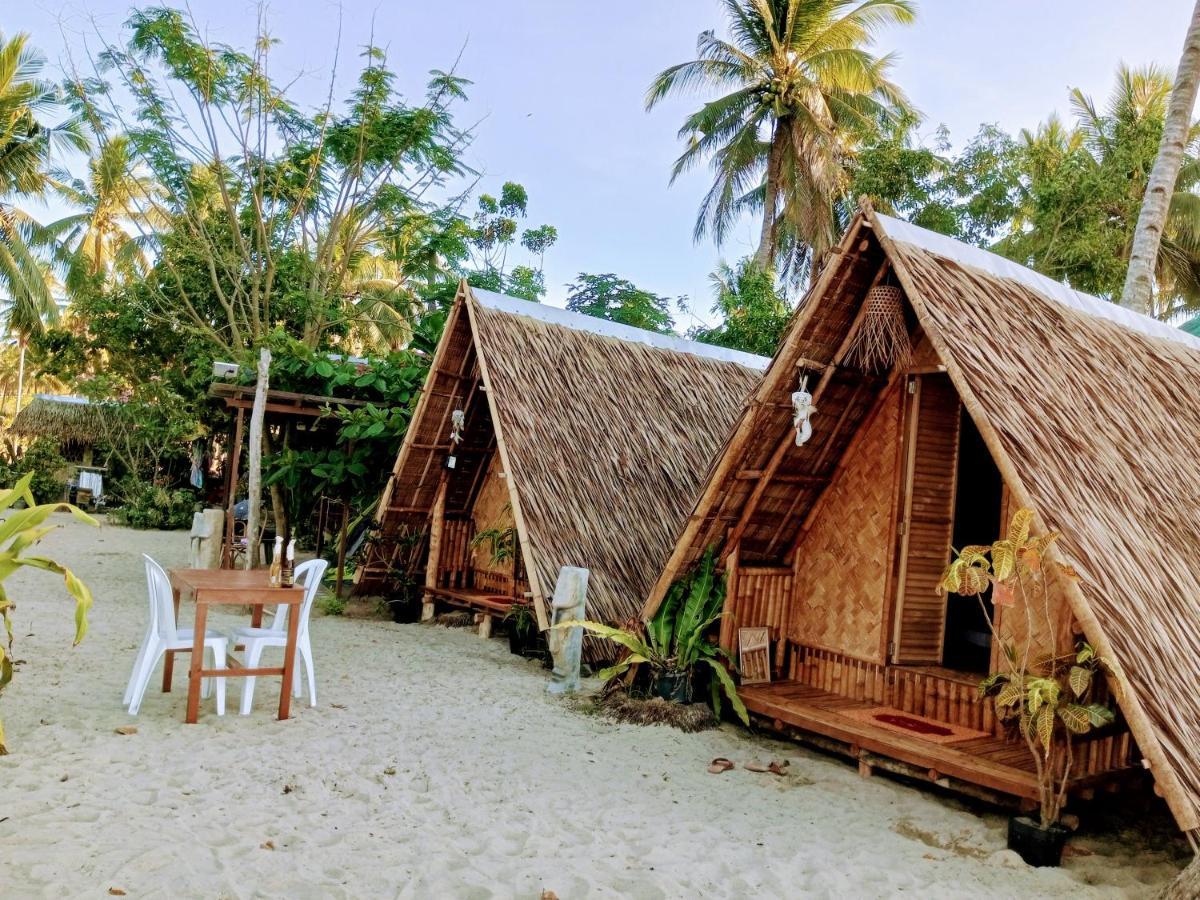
xmin=845 ymin=284 xmax=911 ymax=373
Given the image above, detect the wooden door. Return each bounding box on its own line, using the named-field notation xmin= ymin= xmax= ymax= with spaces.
xmin=891 ymin=374 xmax=961 ymax=664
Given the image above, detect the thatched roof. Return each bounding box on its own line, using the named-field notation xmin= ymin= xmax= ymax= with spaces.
xmin=7 ymin=395 xmax=111 ymax=443
xmin=359 ymin=281 xmax=767 ymax=639
xmin=646 ymin=208 xmax=1200 ymax=833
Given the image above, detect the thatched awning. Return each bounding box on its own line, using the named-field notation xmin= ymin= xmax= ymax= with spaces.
xmin=7 ymin=395 xmax=114 ymax=443
xmin=646 ymin=208 xmax=1200 ymax=833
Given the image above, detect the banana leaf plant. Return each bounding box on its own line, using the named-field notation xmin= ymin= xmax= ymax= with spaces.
xmin=556 ymin=549 xmax=748 ymax=725
xmin=0 ymin=472 xmax=98 ymax=753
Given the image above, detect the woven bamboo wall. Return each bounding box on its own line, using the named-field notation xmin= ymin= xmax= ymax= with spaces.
xmin=437 ymin=518 xmax=474 ymax=588
xmin=470 ymin=454 xmax=515 ymax=580
xmin=787 ymin=383 xmax=903 ymax=662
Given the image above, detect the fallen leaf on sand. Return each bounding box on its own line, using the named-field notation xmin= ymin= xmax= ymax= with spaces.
xmin=1062 ymin=844 xmax=1093 ymax=858
xmin=114 ymin=726 xmax=137 ymax=736
xmin=108 ymin=889 xmax=127 ymax=896
xmin=541 ymin=892 xmax=559 ymax=900
xmin=331 ymin=703 xmax=347 ymax=709
xmin=383 ymin=767 xmax=396 ymax=776
xmin=261 ymin=841 xmax=275 ymax=850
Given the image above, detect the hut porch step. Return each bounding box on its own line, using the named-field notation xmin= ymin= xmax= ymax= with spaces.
xmin=426 ymin=586 xmax=517 ymax=615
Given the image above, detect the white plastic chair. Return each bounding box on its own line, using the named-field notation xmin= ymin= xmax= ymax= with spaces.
xmin=125 ymin=555 xmax=228 ymax=716
xmin=230 ymin=558 xmax=328 ymax=715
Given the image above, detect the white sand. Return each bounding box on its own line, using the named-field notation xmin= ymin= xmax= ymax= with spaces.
xmin=0 ymin=514 xmax=1187 ymax=898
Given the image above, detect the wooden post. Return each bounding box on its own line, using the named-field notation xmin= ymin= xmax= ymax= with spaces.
xmin=335 ymin=500 xmax=351 ymax=598
xmin=422 ymin=480 xmax=447 ymax=621
xmin=223 ymin=407 xmax=245 ymax=569
xmin=246 ymin=348 xmax=270 ymax=570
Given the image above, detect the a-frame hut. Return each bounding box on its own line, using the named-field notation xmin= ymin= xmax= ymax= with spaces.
xmin=357 ymin=281 xmax=767 ymax=654
xmin=644 ymin=207 xmax=1200 ymax=833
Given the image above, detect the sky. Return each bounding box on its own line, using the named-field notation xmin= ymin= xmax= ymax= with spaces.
xmin=7 ymin=0 xmax=1198 ymax=330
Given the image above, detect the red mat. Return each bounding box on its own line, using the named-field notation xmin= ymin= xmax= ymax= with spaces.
xmin=842 ymin=706 xmax=990 ymax=744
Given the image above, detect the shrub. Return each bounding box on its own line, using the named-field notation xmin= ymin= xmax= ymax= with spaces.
xmin=1 ymin=439 xmax=68 ymax=504
xmin=110 ymin=479 xmax=198 ymax=530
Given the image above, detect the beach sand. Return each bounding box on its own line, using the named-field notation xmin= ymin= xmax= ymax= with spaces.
xmin=0 ymin=514 xmax=1188 ymax=898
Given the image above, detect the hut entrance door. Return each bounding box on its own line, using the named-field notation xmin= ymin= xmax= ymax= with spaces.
xmin=891 ymin=374 xmax=961 ymax=665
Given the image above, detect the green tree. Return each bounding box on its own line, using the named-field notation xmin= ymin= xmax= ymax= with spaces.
xmin=465 ymin=181 xmax=557 ymax=300
xmin=565 ymin=273 xmax=675 ymax=333
xmin=691 ymin=257 xmax=790 ymax=355
xmin=646 ymin=0 xmax=915 ymax=277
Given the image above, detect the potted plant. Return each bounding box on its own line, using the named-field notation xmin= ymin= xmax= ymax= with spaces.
xmin=557 ymin=549 xmax=749 ymax=724
xmin=939 ymin=509 xmax=1115 ymax=867
xmin=503 ymin=602 xmax=544 ymax=658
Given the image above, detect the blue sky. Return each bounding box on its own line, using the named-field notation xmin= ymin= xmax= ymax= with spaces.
xmin=8 ymin=0 xmax=1197 ymax=329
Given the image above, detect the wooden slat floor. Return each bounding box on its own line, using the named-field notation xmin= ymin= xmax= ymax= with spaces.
xmin=741 ymin=681 xmax=1123 ymax=801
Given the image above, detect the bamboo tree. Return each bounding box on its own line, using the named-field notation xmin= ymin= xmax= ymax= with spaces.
xmin=1121 ymin=0 xmax=1200 ymax=315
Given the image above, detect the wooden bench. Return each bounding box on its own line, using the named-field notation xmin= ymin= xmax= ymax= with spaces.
xmin=426 ymin=585 xmax=518 ymax=637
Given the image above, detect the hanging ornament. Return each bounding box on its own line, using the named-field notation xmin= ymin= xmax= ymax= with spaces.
xmin=792 ymin=375 xmax=816 ymax=447
xmin=844 ymin=283 xmax=912 ymax=373
xmin=447 ymin=409 xmax=466 ymax=470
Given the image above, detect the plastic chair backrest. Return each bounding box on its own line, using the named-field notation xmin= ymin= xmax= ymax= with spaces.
xmin=143 ymin=554 xmax=178 ymax=642
xmin=270 ymin=559 xmax=329 ymax=638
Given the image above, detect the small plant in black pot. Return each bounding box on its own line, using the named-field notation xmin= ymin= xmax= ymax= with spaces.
xmin=503 ymin=602 xmax=543 ymax=658
xmin=940 ymin=509 xmax=1116 ymax=867
xmin=556 ymin=549 xmax=747 ymax=724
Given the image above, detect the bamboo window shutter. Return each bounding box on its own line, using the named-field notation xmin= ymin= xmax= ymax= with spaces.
xmin=738 ymin=627 xmax=771 ymax=684
xmin=892 ymin=373 xmax=961 ymax=664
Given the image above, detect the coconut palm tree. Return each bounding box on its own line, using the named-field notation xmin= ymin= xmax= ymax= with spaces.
xmin=48 ymin=135 xmax=165 ymax=291
xmin=1123 ymin=0 xmax=1200 ymax=315
xmin=646 ymin=0 xmax=915 ymax=277
xmin=0 ymin=259 xmax=60 ymax=412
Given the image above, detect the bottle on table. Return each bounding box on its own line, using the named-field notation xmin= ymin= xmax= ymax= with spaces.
xmin=281 ymin=538 xmax=296 ymax=588
xmin=269 ymin=536 xmax=283 ymax=587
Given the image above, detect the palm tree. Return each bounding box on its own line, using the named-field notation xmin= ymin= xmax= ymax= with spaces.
xmin=48 ymin=135 xmax=165 ymax=291
xmin=646 ymin=0 xmax=915 ymax=276
xmin=1123 ymin=0 xmax=1200 ymax=315
xmin=0 ymin=31 xmax=84 ymax=409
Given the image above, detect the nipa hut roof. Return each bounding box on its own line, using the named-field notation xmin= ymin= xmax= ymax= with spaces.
xmin=361 ymin=282 xmax=767 ymax=635
xmin=7 ymin=394 xmax=111 ymax=443
xmin=645 ymin=207 xmax=1200 ymax=833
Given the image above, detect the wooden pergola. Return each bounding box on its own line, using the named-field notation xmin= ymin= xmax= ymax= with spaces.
xmin=209 ymin=382 xmax=376 ymax=572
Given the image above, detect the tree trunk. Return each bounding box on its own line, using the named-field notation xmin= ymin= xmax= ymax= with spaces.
xmin=261 ymin=428 xmax=289 ymax=545
xmin=14 ymin=340 xmax=26 ymax=413
xmin=245 ymin=347 xmax=270 ymax=569
xmin=753 ymin=124 xmax=785 ymax=271
xmin=1121 ymin=0 xmax=1200 ymax=316
xmin=1161 ymin=854 xmax=1200 ymax=899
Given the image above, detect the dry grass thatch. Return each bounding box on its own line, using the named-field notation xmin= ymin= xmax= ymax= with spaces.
xmin=597 ymin=691 xmax=717 ymax=732
xmin=645 ymin=208 xmax=1200 ymax=832
xmin=6 ymin=395 xmax=111 ymax=443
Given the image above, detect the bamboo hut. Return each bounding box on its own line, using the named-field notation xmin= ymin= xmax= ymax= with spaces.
xmin=356 ymin=281 xmax=767 ymax=652
xmin=644 ymin=205 xmax=1200 ymax=833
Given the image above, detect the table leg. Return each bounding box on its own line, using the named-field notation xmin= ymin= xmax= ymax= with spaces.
xmin=186 ymin=600 xmax=207 ymax=724
xmin=278 ymin=601 xmax=300 ymax=721
xmin=251 ymin=603 xmax=263 ymax=628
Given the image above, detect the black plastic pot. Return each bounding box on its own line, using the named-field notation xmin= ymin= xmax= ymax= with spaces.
xmin=1007 ymin=816 xmax=1069 ymax=867
xmin=651 ymin=671 xmax=694 ymax=704
xmin=506 ymin=620 xmax=544 ymax=659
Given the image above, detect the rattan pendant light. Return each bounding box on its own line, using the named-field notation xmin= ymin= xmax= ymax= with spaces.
xmin=845 ymin=282 xmax=912 ymax=373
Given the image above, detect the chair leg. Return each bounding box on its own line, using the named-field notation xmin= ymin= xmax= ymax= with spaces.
xmin=128 ymin=641 xmax=164 ymax=716
xmin=300 ymin=638 xmax=316 ymax=707
xmin=212 ymin=643 xmax=226 ymax=716
xmin=240 ymin=642 xmax=265 ymax=715
xmin=200 ymin=646 xmax=213 ymax=699
xmin=123 ymin=629 xmax=152 ymax=706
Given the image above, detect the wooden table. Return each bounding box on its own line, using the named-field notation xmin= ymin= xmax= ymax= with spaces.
xmin=167 ymin=569 xmax=305 ymax=724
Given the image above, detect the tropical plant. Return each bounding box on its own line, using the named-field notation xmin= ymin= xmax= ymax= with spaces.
xmin=471 ymin=503 xmax=517 ymax=566
xmin=939 ymin=509 xmax=1116 ymax=829
xmin=108 ymin=478 xmax=197 ymax=530
xmin=1 ymin=437 xmax=67 ymax=504
xmin=558 ymin=549 xmax=748 ymax=724
xmin=646 ymin=0 xmax=915 ymax=278
xmin=690 ymin=256 xmax=790 ymax=355
xmin=47 ymin=134 xmax=165 ymax=292
xmin=0 ymin=471 xmax=97 ymax=754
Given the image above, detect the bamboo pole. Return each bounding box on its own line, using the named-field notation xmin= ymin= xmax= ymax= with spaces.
xmin=246 ymin=347 xmax=270 ymax=570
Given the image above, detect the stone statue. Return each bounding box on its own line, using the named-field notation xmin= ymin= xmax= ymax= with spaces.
xmin=546 ymin=566 xmax=588 ymax=695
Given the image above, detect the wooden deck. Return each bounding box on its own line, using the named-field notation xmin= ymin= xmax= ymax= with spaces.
xmin=741 ymin=680 xmax=1128 ymax=802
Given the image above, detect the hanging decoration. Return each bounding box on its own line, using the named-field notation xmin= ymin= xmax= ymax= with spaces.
xmin=844 ymin=282 xmax=912 ymax=373
xmin=791 ymin=375 xmax=816 ymax=447
xmin=447 ymin=409 xmax=466 ymax=469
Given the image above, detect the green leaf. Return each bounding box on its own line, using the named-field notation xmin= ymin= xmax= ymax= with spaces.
xmin=1058 ymin=704 xmax=1091 ymax=734
xmin=1086 ymin=703 xmax=1116 ymax=727
xmin=1068 ymin=665 xmax=1092 ymax=699
xmin=699 ymin=656 xmax=748 ymax=726
xmin=1036 ymin=704 xmax=1055 ymax=753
